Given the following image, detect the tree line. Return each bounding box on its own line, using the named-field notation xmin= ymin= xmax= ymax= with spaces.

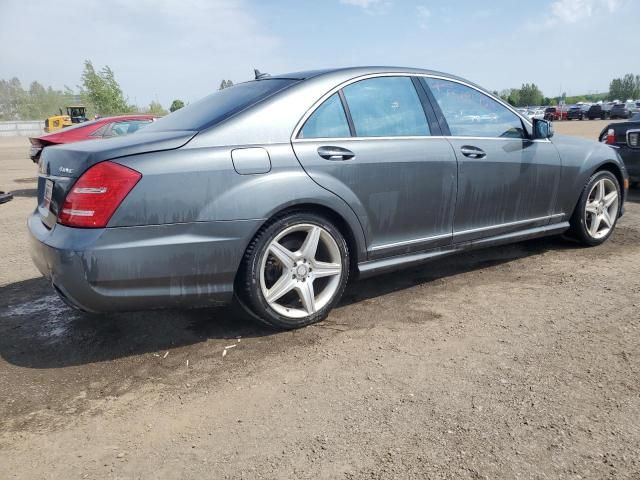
xmin=0 ymin=60 xmax=235 ymax=121
xmin=2 ymin=61 xmax=637 ymax=120
xmin=496 ymin=73 xmax=639 ymax=108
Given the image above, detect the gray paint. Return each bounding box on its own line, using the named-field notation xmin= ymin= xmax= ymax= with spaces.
xmin=231 ymin=147 xmax=271 ymax=174
xmin=29 ymin=66 xmax=628 ymax=313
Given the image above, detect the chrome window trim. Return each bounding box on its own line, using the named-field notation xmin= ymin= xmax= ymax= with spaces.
xmin=294 ymin=135 xmax=550 ymax=144
xmin=291 ymin=72 xmax=534 ymax=142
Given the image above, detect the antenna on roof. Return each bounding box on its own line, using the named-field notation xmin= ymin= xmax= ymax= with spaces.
xmin=254 ymin=69 xmax=270 ymax=80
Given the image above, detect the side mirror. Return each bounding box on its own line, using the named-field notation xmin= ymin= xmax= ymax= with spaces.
xmin=533 ymin=118 xmax=554 ymax=139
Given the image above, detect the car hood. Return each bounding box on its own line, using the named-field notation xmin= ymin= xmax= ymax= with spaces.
xmin=40 ymin=130 xmax=197 ymax=178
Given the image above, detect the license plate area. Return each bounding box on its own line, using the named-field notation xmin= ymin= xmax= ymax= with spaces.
xmin=43 ymin=179 xmax=53 ymax=211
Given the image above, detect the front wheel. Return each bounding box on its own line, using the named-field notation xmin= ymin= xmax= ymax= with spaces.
xmin=237 ymin=212 xmax=350 ymax=329
xmin=569 ymin=171 xmax=621 ymax=246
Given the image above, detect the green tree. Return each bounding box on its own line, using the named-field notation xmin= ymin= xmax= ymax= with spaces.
xmin=0 ymin=77 xmax=25 ymax=120
xmin=518 ymin=83 xmax=544 ymax=107
xmin=147 ymin=100 xmax=167 ymax=116
xmin=169 ymin=99 xmax=184 ymax=112
xmin=80 ymin=60 xmax=133 ymax=115
xmin=609 ymin=74 xmax=640 ymax=101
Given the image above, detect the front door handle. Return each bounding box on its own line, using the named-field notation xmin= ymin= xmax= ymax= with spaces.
xmin=317 ymin=146 xmax=355 ymax=161
xmin=460 ymin=146 xmax=486 ymax=159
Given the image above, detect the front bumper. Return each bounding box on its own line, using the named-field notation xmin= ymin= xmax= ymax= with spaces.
xmin=617 ymin=146 xmax=640 ymax=182
xmin=28 ymin=213 xmax=262 ymax=312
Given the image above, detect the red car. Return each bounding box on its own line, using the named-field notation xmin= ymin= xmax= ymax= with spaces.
xmin=29 ymin=115 xmax=157 ymax=163
xmin=543 ymin=106 xmax=568 ymax=121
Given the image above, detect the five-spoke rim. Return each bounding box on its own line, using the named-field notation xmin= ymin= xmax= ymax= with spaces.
xmin=259 ymin=224 xmax=343 ymax=319
xmin=585 ymin=178 xmax=618 ymax=239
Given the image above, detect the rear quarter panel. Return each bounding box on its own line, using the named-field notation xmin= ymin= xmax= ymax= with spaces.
xmin=111 ymin=142 xmax=368 ymax=261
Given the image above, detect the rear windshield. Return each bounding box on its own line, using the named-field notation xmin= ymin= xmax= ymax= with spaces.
xmin=144 ymin=79 xmax=298 ymax=132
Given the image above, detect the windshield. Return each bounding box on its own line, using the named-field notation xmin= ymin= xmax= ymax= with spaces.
xmin=144 ymin=79 xmax=298 ymax=132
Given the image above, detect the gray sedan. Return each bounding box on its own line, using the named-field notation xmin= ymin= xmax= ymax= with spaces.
xmin=29 ymin=67 xmax=628 ymax=329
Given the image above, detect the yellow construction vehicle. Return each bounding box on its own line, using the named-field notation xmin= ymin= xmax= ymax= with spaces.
xmin=44 ymin=105 xmax=88 ymax=133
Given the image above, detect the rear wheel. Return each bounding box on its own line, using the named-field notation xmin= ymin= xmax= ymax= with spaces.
xmin=569 ymin=171 xmax=621 ymax=246
xmin=238 ymin=212 xmax=350 ymax=329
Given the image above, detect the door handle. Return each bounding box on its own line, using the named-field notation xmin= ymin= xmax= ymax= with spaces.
xmin=317 ymin=146 xmax=355 ymax=161
xmin=460 ymin=146 xmax=486 ymax=159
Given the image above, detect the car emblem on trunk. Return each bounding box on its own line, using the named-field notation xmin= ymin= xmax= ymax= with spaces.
xmin=59 ymin=166 xmax=74 ymax=174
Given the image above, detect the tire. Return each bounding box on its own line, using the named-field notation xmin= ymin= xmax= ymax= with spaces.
xmin=237 ymin=212 xmax=350 ymax=329
xmin=568 ymin=170 xmax=621 ymax=246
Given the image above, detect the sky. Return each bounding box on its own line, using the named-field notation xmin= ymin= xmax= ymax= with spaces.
xmin=0 ymin=0 xmax=635 ymax=108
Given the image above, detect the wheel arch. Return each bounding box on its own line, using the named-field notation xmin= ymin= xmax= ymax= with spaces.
xmin=569 ymin=160 xmax=625 ymax=220
xmin=594 ymin=161 xmax=625 ymax=194
xmin=243 ymin=200 xmax=368 ymax=277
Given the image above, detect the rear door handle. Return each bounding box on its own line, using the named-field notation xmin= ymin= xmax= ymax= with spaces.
xmin=460 ymin=146 xmax=486 ymax=159
xmin=317 ymin=146 xmax=355 ymax=161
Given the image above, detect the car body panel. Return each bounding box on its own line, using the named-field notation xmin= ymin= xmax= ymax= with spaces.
xmin=550 ymin=134 xmax=628 ymax=213
xmin=28 ymin=66 xmax=629 ymax=313
xmin=28 ymin=212 xmax=255 ymax=311
xmin=292 ymin=137 xmax=457 ymax=258
xmin=447 ymin=137 xmax=562 ymax=242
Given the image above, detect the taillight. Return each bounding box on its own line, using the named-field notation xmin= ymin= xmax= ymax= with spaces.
xmin=58 ymin=161 xmax=141 ymax=228
xmin=606 ymin=129 xmax=616 ymax=145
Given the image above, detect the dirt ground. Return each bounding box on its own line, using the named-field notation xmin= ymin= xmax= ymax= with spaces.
xmin=1 ymin=120 xmax=639 ymax=479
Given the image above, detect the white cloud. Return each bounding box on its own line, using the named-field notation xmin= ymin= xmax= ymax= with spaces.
xmin=340 ymin=0 xmax=392 ymax=15
xmin=545 ymin=0 xmax=621 ymax=26
xmin=0 ymin=0 xmax=283 ymax=106
xmin=416 ymin=5 xmax=431 ymax=30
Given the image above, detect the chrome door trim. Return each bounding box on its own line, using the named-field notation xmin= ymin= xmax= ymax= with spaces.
xmin=455 ymin=213 xmax=565 ymax=236
xmin=370 ymin=232 xmax=452 ymax=252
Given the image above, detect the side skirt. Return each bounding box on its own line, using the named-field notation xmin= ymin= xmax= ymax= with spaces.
xmin=357 ymin=222 xmax=570 ymax=278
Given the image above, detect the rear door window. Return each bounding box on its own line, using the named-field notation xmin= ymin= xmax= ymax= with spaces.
xmin=300 ymin=93 xmax=350 ymax=139
xmin=342 ymin=77 xmax=430 ymax=137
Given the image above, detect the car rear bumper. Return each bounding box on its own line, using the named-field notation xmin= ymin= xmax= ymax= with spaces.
xmin=28 ymin=213 xmax=262 ymax=312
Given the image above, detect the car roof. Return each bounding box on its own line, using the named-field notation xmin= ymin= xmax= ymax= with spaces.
xmin=269 ymin=65 xmax=470 ymax=84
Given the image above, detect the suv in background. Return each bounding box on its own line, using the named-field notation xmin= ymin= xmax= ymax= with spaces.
xmin=610 ymin=103 xmax=632 ymax=119
xmin=566 ymin=105 xmax=584 ymax=120
xmin=587 ymin=104 xmax=607 ymax=120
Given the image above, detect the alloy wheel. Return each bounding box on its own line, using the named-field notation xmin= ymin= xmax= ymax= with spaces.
xmin=584 ymin=178 xmax=619 ymax=239
xmin=259 ymin=224 xmax=343 ymax=319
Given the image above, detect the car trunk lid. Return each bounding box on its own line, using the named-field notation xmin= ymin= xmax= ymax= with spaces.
xmin=37 ymin=130 xmax=196 ymax=229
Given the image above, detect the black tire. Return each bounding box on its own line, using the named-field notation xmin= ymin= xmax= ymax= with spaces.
xmin=237 ymin=212 xmax=350 ymax=330
xmin=568 ymin=170 xmax=621 ymax=246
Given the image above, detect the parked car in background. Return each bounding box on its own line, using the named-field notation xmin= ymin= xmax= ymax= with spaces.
xmin=610 ymin=103 xmax=632 ymax=119
xmin=28 ymin=115 xmax=157 ymax=163
xmin=600 ymin=112 xmax=640 ymax=184
xmin=567 ymin=105 xmax=585 ymax=120
xmin=29 ymin=66 xmax=628 ymax=329
xmin=578 ymin=103 xmax=591 ymax=114
xmin=587 ymin=104 xmax=607 ymax=120
xmin=544 ymin=106 xmax=567 ymax=121
xmin=527 ymin=108 xmax=545 ymax=121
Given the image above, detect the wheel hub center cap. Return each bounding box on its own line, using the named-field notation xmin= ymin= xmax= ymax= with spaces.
xmin=295 ymin=264 xmax=309 ymax=279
